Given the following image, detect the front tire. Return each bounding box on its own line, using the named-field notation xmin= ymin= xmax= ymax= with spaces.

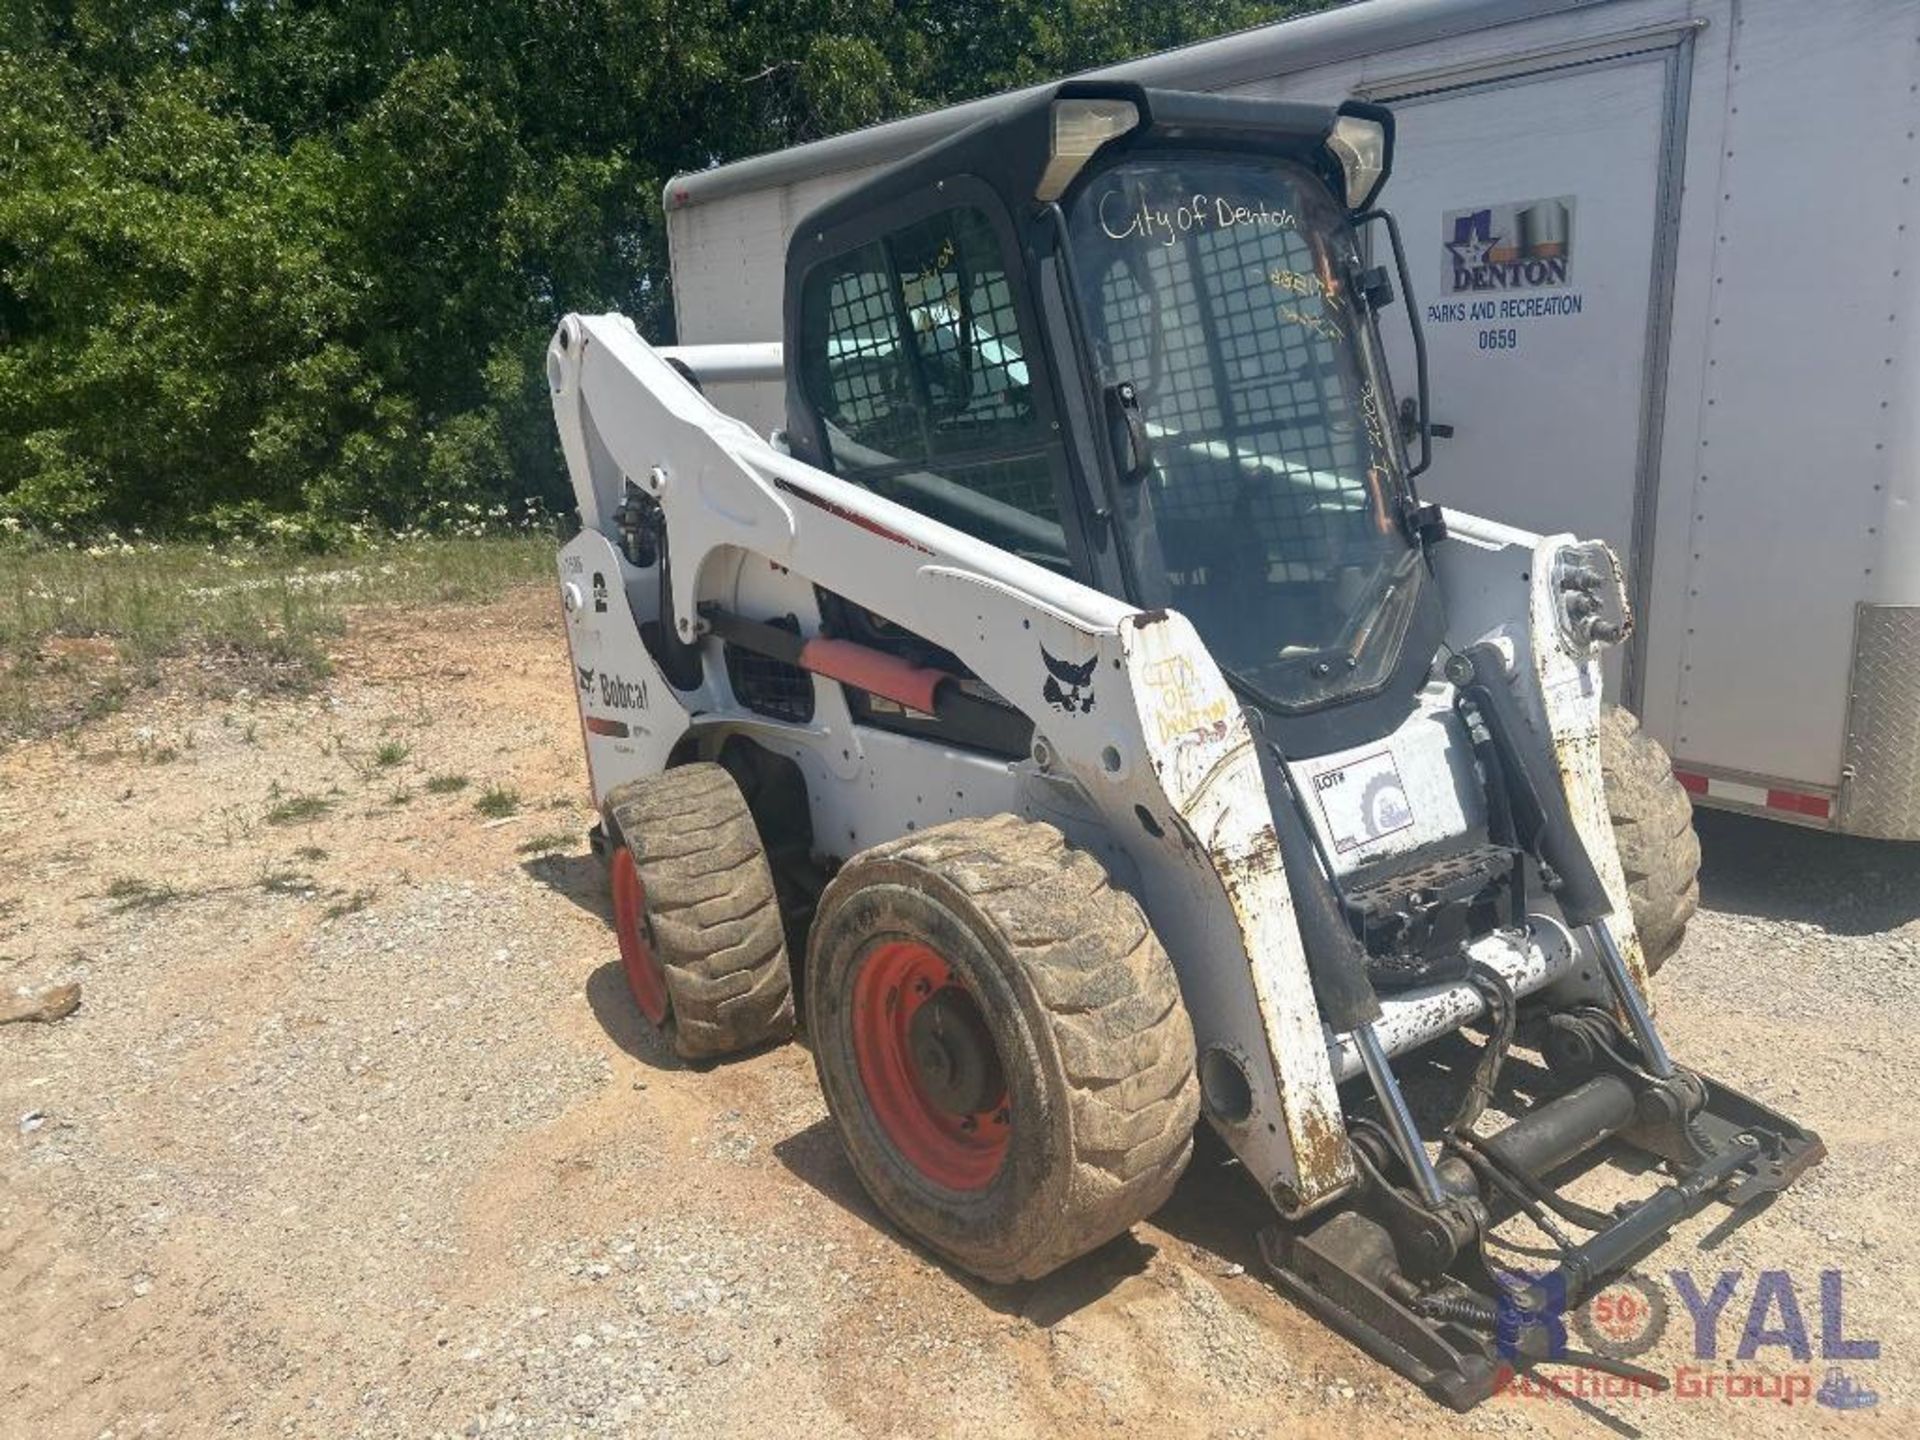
xmin=806 ymin=815 xmax=1198 ymax=1284
xmin=1598 ymin=705 xmax=1700 ymax=975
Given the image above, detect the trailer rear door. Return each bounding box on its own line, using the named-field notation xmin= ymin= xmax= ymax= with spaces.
xmin=1368 ymin=49 xmax=1684 ymax=701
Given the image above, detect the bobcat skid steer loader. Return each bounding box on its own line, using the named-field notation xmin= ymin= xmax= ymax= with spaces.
xmin=546 ymin=82 xmax=1821 ymax=1408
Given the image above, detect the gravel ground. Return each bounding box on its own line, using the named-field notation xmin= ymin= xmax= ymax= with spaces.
xmin=2 ymin=586 xmax=1914 ymax=1438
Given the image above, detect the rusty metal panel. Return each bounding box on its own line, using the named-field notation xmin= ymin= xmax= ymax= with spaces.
xmin=1324 ymin=923 xmax=1575 ymax=1082
xmin=1839 ymin=605 xmax=1920 ymax=841
xmin=1523 ymin=534 xmax=1655 ymax=999
xmin=1122 ymin=613 xmax=1354 ymax=1210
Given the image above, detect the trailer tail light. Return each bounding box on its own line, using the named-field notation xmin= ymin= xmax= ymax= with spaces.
xmin=1766 ymin=789 xmax=1833 ymax=820
xmin=1672 ymin=769 xmax=1833 ymax=822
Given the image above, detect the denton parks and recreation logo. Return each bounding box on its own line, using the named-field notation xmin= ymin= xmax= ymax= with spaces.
xmin=1442 ymin=196 xmax=1574 ymax=294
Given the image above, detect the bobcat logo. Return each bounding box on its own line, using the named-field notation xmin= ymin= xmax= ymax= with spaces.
xmin=576 ymin=665 xmax=595 ymax=693
xmin=1040 ymin=646 xmax=1098 ymax=715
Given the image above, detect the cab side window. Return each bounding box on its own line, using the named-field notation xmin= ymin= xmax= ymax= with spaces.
xmin=799 ymin=206 xmax=1069 ymax=573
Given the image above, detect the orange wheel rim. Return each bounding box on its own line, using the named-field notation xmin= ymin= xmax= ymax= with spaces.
xmin=610 ymin=847 xmax=668 ymax=1025
xmin=850 ymin=940 xmax=1010 ymax=1190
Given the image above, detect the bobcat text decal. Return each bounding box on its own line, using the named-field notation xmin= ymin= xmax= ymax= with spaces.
xmin=592 ymin=672 xmax=649 ymax=711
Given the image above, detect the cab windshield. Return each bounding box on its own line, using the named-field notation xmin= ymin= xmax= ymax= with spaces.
xmin=1067 ymin=154 xmax=1419 ymax=710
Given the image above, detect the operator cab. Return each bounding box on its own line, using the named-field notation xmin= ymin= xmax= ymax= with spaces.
xmin=783 ymin=82 xmax=1445 ymax=757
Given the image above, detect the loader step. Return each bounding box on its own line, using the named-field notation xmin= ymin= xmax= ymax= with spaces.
xmin=1343 ymin=842 xmax=1518 ymax=987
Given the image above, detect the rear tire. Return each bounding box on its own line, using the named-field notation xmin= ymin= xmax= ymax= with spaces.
xmin=1597 ymin=705 xmax=1700 ymax=975
xmin=806 ymin=815 xmax=1199 ymax=1284
xmin=603 ymin=764 xmax=796 ymax=1060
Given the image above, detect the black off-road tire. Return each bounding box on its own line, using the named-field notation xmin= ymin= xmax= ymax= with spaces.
xmin=603 ymin=764 xmax=795 ymax=1060
xmin=1598 ymin=705 xmax=1700 ymax=976
xmin=807 ymin=814 xmax=1199 ymax=1284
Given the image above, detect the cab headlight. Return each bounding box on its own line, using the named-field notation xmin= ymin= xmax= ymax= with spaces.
xmin=1036 ymin=98 xmax=1140 ymax=203
xmin=1327 ymin=113 xmax=1389 ymax=211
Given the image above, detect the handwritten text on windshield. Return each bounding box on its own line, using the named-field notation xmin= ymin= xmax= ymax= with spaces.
xmin=1097 ymin=189 xmax=1297 ymax=248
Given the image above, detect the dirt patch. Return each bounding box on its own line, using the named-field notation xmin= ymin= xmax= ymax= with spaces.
xmin=1 ymin=630 xmax=330 ymax=743
xmin=3 ymin=584 xmax=1914 ymax=1438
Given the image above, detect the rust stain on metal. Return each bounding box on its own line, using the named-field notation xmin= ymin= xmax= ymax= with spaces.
xmin=1215 ymin=825 xmax=1283 ymax=897
xmin=1602 ymin=545 xmax=1637 ymax=645
xmin=1121 ymin=605 xmax=1355 ymax=1204
xmin=1529 ymin=535 xmax=1655 ymax=1001
xmin=1290 ymin=1102 xmax=1352 ymax=1193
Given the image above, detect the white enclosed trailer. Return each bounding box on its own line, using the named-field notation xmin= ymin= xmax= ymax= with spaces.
xmin=662 ymin=0 xmax=1920 ymax=838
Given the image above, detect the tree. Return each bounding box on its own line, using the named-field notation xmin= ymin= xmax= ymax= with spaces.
xmin=0 ymin=0 xmax=1332 ymax=538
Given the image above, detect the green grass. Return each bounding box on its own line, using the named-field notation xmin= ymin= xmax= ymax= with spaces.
xmin=425 ymin=773 xmax=469 ymax=795
xmin=265 ymin=793 xmax=333 ymax=825
xmin=104 ymin=876 xmax=184 ymax=910
xmin=0 ymin=536 xmax=553 ymax=739
xmin=474 ymin=784 xmax=520 ymax=819
xmin=323 ymin=887 xmax=376 ymax=920
xmin=516 ymin=831 xmax=574 ymax=856
xmin=372 ymin=740 xmax=410 ymax=768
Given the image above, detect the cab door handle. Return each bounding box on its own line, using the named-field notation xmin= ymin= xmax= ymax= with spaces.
xmin=1397 ymin=397 xmax=1454 ymax=443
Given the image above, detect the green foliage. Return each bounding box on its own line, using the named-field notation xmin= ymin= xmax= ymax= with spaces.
xmin=0 ymin=1 xmax=1322 ymax=539
xmin=104 ymin=874 xmax=183 ymax=910
xmin=324 ymin=886 xmax=376 ymax=919
xmin=474 ymin=783 xmax=520 ymax=819
xmin=265 ymin=793 xmax=333 ymax=825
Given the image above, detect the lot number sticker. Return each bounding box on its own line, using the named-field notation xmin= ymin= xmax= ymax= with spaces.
xmin=1310 ymin=750 xmax=1415 ymax=853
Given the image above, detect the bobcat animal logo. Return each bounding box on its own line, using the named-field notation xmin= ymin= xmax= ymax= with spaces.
xmin=576 ymin=664 xmax=596 ymax=693
xmin=1040 ymin=646 xmax=1098 ymax=715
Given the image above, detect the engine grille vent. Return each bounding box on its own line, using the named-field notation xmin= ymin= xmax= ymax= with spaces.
xmin=724 ymin=616 xmax=814 ymax=724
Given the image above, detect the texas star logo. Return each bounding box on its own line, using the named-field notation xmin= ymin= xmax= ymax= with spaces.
xmin=1040 ymin=646 xmax=1097 ymax=715
xmin=1442 ymin=196 xmax=1573 ymax=294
